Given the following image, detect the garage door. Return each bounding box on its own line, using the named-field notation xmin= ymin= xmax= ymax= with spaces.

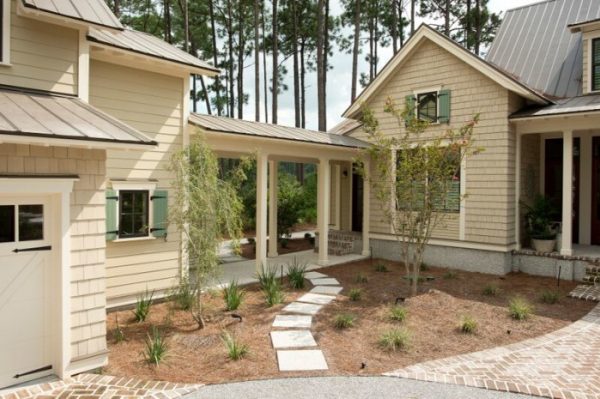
xmin=0 ymin=196 xmax=53 ymax=388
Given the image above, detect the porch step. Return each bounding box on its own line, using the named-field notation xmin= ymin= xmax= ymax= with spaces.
xmin=586 ymin=265 xmax=600 ymax=277
xmin=583 ymin=275 xmax=600 ymax=285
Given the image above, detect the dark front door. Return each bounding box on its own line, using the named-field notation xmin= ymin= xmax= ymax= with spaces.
xmin=592 ymin=138 xmax=600 ymax=244
xmin=352 ymin=171 xmax=363 ymax=232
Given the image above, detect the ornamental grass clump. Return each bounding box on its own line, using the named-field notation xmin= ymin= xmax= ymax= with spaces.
xmin=540 ymin=289 xmax=560 ymax=304
xmin=508 ymin=297 xmax=534 ymax=320
xmin=355 ymin=273 xmax=368 ymax=283
xmin=144 ymin=326 xmax=167 ymax=366
xmin=256 ymin=264 xmax=278 ymax=290
xmin=170 ymin=278 xmax=197 ymax=310
xmin=388 ymin=306 xmax=407 ymax=323
xmin=222 ymin=331 xmax=249 ymax=360
xmin=459 ymin=315 xmax=477 ymax=334
xmin=133 ymin=289 xmax=154 ymax=322
xmin=223 ymin=280 xmax=245 ymax=311
xmin=348 ymin=288 xmax=362 ymax=301
xmin=264 ymin=281 xmax=285 ymax=307
xmin=482 ymin=283 xmax=500 ymax=296
xmin=333 ymin=313 xmax=356 ymax=329
xmin=378 ymin=328 xmax=410 ymax=352
xmin=286 ymin=258 xmax=307 ymax=289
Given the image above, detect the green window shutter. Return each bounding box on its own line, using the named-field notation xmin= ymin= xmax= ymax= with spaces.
xmin=593 ymin=39 xmax=600 ymax=91
xmin=151 ymin=190 xmax=168 ymax=238
xmin=106 ymin=189 xmax=118 ymax=241
xmin=404 ymin=95 xmax=416 ymax=125
xmin=438 ymin=89 xmax=451 ymax=123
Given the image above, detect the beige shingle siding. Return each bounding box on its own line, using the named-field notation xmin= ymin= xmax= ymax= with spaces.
xmin=349 ymin=38 xmax=517 ymax=246
xmin=0 ymin=144 xmax=108 ymax=360
xmin=90 ymin=60 xmax=183 ymax=305
xmin=2 ymin=0 xmax=78 ymax=94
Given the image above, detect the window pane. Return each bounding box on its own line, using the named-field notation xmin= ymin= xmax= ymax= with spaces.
xmin=119 ymin=213 xmax=134 ymax=236
xmin=418 ymin=92 xmax=437 ymax=122
xmin=119 ymin=190 xmax=149 ymax=238
xmin=19 ymin=205 xmax=44 ymax=241
xmin=0 ymin=205 xmax=15 ymax=243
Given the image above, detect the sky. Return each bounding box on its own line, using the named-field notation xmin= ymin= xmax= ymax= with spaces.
xmin=198 ymin=0 xmax=542 ymax=131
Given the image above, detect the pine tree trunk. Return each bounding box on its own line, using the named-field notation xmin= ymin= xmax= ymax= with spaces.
xmin=292 ymin=0 xmax=300 ymax=127
xmin=199 ymin=75 xmax=211 ymax=115
xmin=261 ymin=4 xmax=269 ymax=122
xmin=444 ymin=0 xmax=450 ymax=36
xmin=164 ymin=0 xmax=172 ymax=43
xmin=322 ymin=0 xmax=329 ymax=131
xmin=272 ymin=0 xmax=279 ymax=124
xmin=237 ymin=2 xmax=245 ymax=120
xmin=411 ymin=0 xmax=415 ymax=34
xmin=300 ymin=39 xmax=306 ymax=128
xmin=209 ymin=0 xmax=222 ymax=116
xmin=351 ymin=0 xmax=361 ymax=102
xmin=374 ymin=3 xmax=379 ymax=75
xmin=112 ymin=0 xmax=121 ymax=17
xmin=254 ymin=0 xmax=260 ymax=122
xmin=465 ymin=0 xmax=471 ymax=50
xmin=316 ymin=0 xmax=326 ymax=131
xmin=391 ymin=0 xmax=398 ymax=54
xmin=475 ymin=0 xmax=481 ymax=55
xmin=399 ymin=0 xmax=405 ymax=46
xmin=368 ymin=19 xmax=374 ymax=81
xmin=226 ymin=0 xmax=235 ymax=117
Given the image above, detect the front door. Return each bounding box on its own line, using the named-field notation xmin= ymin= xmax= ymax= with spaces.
xmin=592 ymin=138 xmax=600 ymax=244
xmin=351 ymin=171 xmax=363 ymax=232
xmin=0 ymin=196 xmax=54 ymax=388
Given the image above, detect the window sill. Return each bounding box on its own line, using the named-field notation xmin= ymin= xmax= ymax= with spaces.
xmin=111 ymin=236 xmax=157 ymax=243
xmin=0 ymin=61 xmax=12 ymax=67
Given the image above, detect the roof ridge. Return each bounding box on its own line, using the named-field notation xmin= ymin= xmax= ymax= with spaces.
xmin=195 ymin=113 xmax=329 ymax=135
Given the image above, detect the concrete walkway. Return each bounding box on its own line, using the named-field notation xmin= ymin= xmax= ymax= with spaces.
xmin=386 ymin=303 xmax=600 ymax=399
xmin=186 ymin=376 xmax=535 ymax=399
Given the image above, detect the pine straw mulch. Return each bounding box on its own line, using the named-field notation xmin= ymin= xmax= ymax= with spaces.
xmin=104 ymin=259 xmax=595 ymax=384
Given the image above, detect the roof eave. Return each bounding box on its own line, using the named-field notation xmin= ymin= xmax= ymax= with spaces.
xmin=19 ymin=0 xmax=124 ymax=31
xmin=0 ymin=131 xmax=158 ymax=151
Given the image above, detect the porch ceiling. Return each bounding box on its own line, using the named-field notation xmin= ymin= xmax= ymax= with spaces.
xmin=511 ymin=94 xmax=600 ymax=120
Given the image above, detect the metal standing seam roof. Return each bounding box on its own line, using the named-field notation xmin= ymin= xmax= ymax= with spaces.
xmin=22 ymin=0 xmax=123 ymax=30
xmin=511 ymin=93 xmax=600 ymax=119
xmin=487 ymin=0 xmax=600 ymax=99
xmin=189 ymin=114 xmax=370 ymax=149
xmin=328 ymin=118 xmax=364 ymax=136
xmin=0 ymin=86 xmax=156 ymax=146
xmin=87 ymin=27 xmax=221 ymax=75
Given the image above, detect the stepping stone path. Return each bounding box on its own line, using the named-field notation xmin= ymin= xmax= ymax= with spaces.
xmin=270 ymin=270 xmax=344 ymax=372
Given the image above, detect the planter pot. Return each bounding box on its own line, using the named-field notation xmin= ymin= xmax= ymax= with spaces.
xmin=532 ymin=238 xmax=556 ymax=253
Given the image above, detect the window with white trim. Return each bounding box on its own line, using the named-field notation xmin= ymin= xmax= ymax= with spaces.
xmin=118 ymin=190 xmax=149 ymax=238
xmin=1 ymin=0 xmax=10 ymax=64
xmin=592 ymin=38 xmax=600 ymax=92
xmin=417 ymin=92 xmax=438 ymax=122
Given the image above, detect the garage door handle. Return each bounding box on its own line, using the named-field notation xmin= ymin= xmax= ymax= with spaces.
xmin=12 ymin=245 xmax=52 ymax=253
xmin=14 ymin=365 xmax=52 ymax=379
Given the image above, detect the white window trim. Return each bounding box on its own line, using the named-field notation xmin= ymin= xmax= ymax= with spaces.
xmin=1 ymin=0 xmax=11 ymax=66
xmin=413 ymin=86 xmax=443 ymax=125
xmin=589 ymin=34 xmax=600 ymax=93
xmin=110 ymin=181 xmax=157 ymax=242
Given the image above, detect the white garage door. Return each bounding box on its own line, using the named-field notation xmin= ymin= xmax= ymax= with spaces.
xmin=0 ymin=196 xmax=53 ymax=389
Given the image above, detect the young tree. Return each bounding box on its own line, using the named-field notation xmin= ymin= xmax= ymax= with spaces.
xmin=359 ymin=98 xmax=481 ymax=296
xmin=169 ymin=134 xmax=248 ymax=328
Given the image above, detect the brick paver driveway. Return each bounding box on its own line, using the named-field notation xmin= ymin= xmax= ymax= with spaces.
xmin=386 ymin=303 xmax=600 ymax=399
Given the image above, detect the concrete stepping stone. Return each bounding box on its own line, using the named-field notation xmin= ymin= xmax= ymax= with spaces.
xmin=277 ymin=350 xmax=329 ymax=371
xmin=310 ymin=285 xmax=343 ymax=296
xmin=297 ymin=293 xmax=336 ymax=305
xmin=310 ymin=277 xmax=340 ymax=286
xmin=282 ymin=302 xmax=322 ymax=315
xmin=304 ymin=271 xmax=328 ymax=279
xmin=272 ymin=315 xmax=312 ymax=328
xmin=270 ymin=330 xmax=317 ymax=349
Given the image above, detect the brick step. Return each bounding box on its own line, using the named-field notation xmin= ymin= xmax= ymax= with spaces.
xmin=582 ymin=275 xmax=600 ymax=285
xmin=586 ymin=265 xmax=600 ymax=277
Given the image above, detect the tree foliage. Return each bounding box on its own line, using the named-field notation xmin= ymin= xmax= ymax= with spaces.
xmin=358 ymin=97 xmax=482 ymax=296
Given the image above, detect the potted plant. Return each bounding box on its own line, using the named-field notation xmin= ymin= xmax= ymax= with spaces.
xmin=523 ymin=195 xmax=559 ymax=253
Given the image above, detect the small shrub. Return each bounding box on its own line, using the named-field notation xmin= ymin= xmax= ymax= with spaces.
xmin=388 ymin=306 xmax=407 ymax=322
xmin=304 ymin=232 xmax=313 ymax=240
xmin=443 ymin=270 xmax=458 ymax=279
xmin=540 ymin=289 xmax=560 ymax=304
xmin=133 ymin=289 xmax=154 ymax=322
xmin=264 ymin=282 xmax=285 ymax=307
xmin=348 ymin=288 xmax=362 ymax=301
xmin=508 ymin=297 xmax=534 ymax=320
xmin=144 ymin=326 xmax=167 ymax=365
xmin=222 ymin=331 xmax=249 ymax=360
xmin=247 ymin=237 xmax=255 ymax=244
xmin=482 ymin=283 xmax=500 ymax=296
xmin=420 ymin=263 xmax=429 ymax=271
xmin=113 ymin=316 xmax=125 ymax=343
xmin=375 ymin=262 xmax=389 ymax=272
xmin=286 ymin=258 xmax=307 ymax=289
xmin=378 ymin=328 xmax=410 ymax=352
xmin=280 ymin=238 xmax=289 ymax=248
xmin=256 ymin=264 xmax=278 ymax=290
xmin=223 ymin=280 xmax=245 ymax=311
xmin=355 ymin=273 xmax=368 ymax=283
xmin=459 ymin=315 xmax=477 ymax=334
xmin=333 ymin=313 xmax=356 ymax=329
xmin=170 ymin=278 xmax=197 ymax=310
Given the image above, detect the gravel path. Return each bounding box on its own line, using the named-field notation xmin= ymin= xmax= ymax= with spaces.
xmin=185 ymin=376 xmax=535 ymax=399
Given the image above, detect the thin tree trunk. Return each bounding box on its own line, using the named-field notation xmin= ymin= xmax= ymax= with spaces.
xmin=300 ymin=39 xmax=306 ymax=128
xmin=226 ymin=0 xmax=235 ymax=117
xmin=475 ymin=0 xmax=481 ymax=55
xmin=292 ymin=0 xmax=300 ymax=127
xmin=368 ymin=18 xmax=374 ymax=81
xmin=323 ymin=0 xmax=329 ymax=130
xmin=209 ymin=0 xmax=222 ymax=116
xmin=112 ymin=0 xmax=121 ymax=17
xmin=164 ymin=0 xmax=172 ymax=43
xmin=410 ymin=0 xmax=415 ymax=34
xmin=399 ymin=0 xmax=405 ymax=46
xmin=272 ymin=0 xmax=279 ymax=124
xmin=391 ymin=0 xmax=398 ymax=54
xmin=374 ymin=3 xmax=379 ymax=75
xmin=199 ymin=76 xmax=211 ymax=115
xmin=237 ymin=2 xmax=245 ymax=119
xmin=261 ymin=4 xmax=269 ymax=122
xmin=444 ymin=0 xmax=450 ymax=36
xmin=316 ymin=0 xmax=326 ymax=131
xmin=254 ymin=0 xmax=260 ymax=121
xmin=351 ymin=0 xmax=361 ymax=102
xmin=465 ymin=0 xmax=471 ymax=50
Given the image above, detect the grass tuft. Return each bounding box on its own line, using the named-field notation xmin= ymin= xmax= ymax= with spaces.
xmin=443 ymin=270 xmax=458 ymax=279
xmin=133 ymin=289 xmax=154 ymax=322
xmin=378 ymin=328 xmax=410 ymax=352
xmin=263 ymin=282 xmax=285 ymax=307
xmin=286 ymin=258 xmax=307 ymax=289
xmin=508 ymin=297 xmax=534 ymax=320
xmin=355 ymin=273 xmax=369 ymax=283
xmin=256 ymin=264 xmax=278 ymax=291
xmin=170 ymin=278 xmax=197 ymax=310
xmin=459 ymin=315 xmax=477 ymax=334
xmin=388 ymin=306 xmax=407 ymax=323
xmin=348 ymin=288 xmax=362 ymax=301
xmin=539 ymin=289 xmax=560 ymax=304
xmin=482 ymin=283 xmax=500 ymax=296
xmin=375 ymin=262 xmax=389 ymax=273
xmin=222 ymin=331 xmax=249 ymax=360
xmin=222 ymin=280 xmax=245 ymax=311
xmin=144 ymin=326 xmax=167 ymax=365
xmin=333 ymin=313 xmax=356 ymax=329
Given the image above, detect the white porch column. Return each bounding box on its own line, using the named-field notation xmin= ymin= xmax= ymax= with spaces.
xmin=255 ymin=153 xmax=269 ymax=271
xmin=580 ymin=135 xmax=592 ymax=245
xmin=561 ymin=130 xmax=573 ymax=256
xmin=362 ymin=159 xmax=371 ymax=256
xmin=515 ymin=133 xmax=522 ymax=250
xmin=335 ymin=164 xmax=341 ymax=230
xmin=268 ymin=160 xmax=278 ymax=257
xmin=317 ymin=157 xmax=331 ymax=264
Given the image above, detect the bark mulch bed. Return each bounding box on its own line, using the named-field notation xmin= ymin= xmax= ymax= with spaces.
xmin=239 ymin=237 xmax=314 ymax=260
xmin=104 ymin=259 xmax=595 ymax=384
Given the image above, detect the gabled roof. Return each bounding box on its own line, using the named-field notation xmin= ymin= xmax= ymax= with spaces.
xmin=342 ymin=24 xmax=549 ymax=119
xmin=328 ymin=118 xmax=363 ymax=136
xmin=487 ymin=0 xmax=600 ymax=99
xmin=87 ymin=27 xmax=220 ymax=76
xmin=22 ymin=0 xmax=123 ymax=30
xmin=0 ymin=86 xmax=156 ymax=149
xmin=511 ymin=93 xmax=600 ymax=120
xmin=189 ymin=114 xmax=370 ymax=149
